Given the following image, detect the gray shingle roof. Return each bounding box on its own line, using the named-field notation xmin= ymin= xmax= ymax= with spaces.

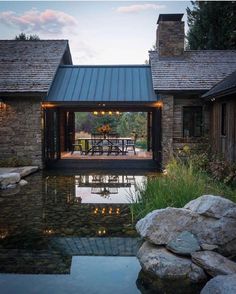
xmin=0 ymin=40 xmax=72 ymax=94
xmin=202 ymin=70 xmax=236 ymax=99
xmin=150 ymin=50 xmax=236 ymax=91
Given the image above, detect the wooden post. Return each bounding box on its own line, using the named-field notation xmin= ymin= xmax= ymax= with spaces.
xmin=152 ymin=107 xmax=162 ymax=168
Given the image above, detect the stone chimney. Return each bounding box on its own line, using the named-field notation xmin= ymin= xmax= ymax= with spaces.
xmin=156 ymin=14 xmax=184 ymax=57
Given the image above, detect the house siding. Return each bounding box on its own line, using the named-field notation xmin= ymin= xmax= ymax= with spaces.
xmin=0 ymin=98 xmax=43 ymax=168
xmin=210 ymin=96 xmax=236 ymax=163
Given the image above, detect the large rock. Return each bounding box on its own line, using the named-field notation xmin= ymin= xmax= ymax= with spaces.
xmin=136 ymin=206 xmax=236 ymax=255
xmin=136 ymin=207 xmax=200 ymax=245
xmin=192 ymin=251 xmax=236 ymax=277
xmin=201 ymin=274 xmax=236 ymax=294
xmin=167 ymin=231 xmax=201 ymax=256
xmin=12 ymin=166 xmax=38 ymax=178
xmin=137 ymin=241 xmax=207 ymax=283
xmin=184 ymin=195 xmax=236 ymax=219
xmin=0 ymin=173 xmax=21 ymax=189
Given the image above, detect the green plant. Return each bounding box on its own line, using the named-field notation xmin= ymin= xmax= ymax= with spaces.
xmin=130 ymin=158 xmax=236 ymax=220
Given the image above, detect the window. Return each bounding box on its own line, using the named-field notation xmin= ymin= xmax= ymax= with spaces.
xmin=183 ymin=106 xmax=202 ymax=137
xmin=221 ymin=103 xmax=227 ymax=136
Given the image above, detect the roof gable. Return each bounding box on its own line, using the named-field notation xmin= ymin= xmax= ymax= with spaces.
xmin=46 ymin=65 xmax=157 ymax=103
xmin=202 ymin=70 xmax=236 ymax=99
xmin=0 ymin=40 xmax=72 ymax=94
xmin=150 ymin=50 xmax=236 ymax=92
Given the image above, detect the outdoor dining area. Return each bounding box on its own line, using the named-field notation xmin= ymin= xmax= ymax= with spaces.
xmin=71 ymin=131 xmax=137 ymax=156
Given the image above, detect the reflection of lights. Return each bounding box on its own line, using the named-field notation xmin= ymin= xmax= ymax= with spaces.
xmin=97 ymin=229 xmax=106 ymax=236
xmin=0 ymin=228 xmax=8 ymax=239
xmin=92 ymin=207 xmax=121 ymax=215
xmin=44 ymin=228 xmax=54 ymax=235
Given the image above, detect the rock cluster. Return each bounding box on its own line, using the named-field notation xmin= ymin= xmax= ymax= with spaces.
xmin=0 ymin=166 xmax=38 ymax=190
xmin=136 ymin=195 xmax=236 ymax=292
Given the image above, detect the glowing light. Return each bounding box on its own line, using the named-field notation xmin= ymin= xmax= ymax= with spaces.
xmin=101 ymin=111 xmax=105 ymax=115
xmin=93 ymin=111 xmax=98 ymax=115
xmin=108 ymin=111 xmax=112 ymax=115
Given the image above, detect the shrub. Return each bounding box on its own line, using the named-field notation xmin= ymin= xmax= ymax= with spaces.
xmin=130 ymin=158 xmax=236 ymax=220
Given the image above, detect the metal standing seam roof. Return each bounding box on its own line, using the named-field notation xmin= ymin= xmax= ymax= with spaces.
xmin=46 ymin=65 xmax=158 ymax=102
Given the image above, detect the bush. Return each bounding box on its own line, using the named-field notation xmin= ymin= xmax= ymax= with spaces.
xmin=130 ymin=158 xmax=236 ymax=220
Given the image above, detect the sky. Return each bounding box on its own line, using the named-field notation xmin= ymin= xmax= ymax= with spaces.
xmin=0 ymin=1 xmax=191 ymax=64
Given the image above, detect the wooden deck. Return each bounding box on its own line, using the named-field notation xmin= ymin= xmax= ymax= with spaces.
xmin=61 ymin=150 xmax=152 ymax=160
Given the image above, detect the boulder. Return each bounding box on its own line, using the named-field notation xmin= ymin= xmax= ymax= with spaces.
xmin=13 ymin=166 xmax=38 ymax=178
xmin=192 ymin=251 xmax=236 ymax=277
xmin=136 ymin=207 xmax=200 ymax=245
xmin=0 ymin=173 xmax=21 ymax=189
xmin=136 ymin=205 xmax=236 ymax=255
xmin=19 ymin=179 xmax=28 ymax=186
xmin=167 ymin=231 xmax=201 ymax=256
xmin=184 ymin=195 xmax=236 ymax=219
xmin=201 ymin=274 xmax=236 ymax=294
xmin=137 ymin=241 xmax=207 ymax=283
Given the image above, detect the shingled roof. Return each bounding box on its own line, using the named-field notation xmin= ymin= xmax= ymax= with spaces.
xmin=202 ymin=70 xmax=236 ymax=99
xmin=150 ymin=50 xmax=236 ymax=92
xmin=0 ymin=40 xmax=72 ymax=94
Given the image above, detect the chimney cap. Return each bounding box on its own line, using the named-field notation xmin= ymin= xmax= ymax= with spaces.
xmin=157 ymin=14 xmax=184 ymax=24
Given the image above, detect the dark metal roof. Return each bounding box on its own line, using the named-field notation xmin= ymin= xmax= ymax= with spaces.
xmin=157 ymin=14 xmax=183 ymax=24
xmin=150 ymin=50 xmax=236 ymax=91
xmin=0 ymin=40 xmax=72 ymax=93
xmin=46 ymin=65 xmax=157 ymax=102
xmin=202 ymin=70 xmax=236 ymax=99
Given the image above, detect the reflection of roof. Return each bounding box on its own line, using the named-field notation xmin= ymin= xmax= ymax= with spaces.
xmin=202 ymin=70 xmax=236 ymax=99
xmin=46 ymin=65 xmax=158 ymax=102
xmin=150 ymin=50 xmax=236 ymax=91
xmin=0 ymin=40 xmax=72 ymax=94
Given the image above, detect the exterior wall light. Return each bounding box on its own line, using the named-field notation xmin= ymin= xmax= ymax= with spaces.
xmin=0 ymin=98 xmax=6 ymax=110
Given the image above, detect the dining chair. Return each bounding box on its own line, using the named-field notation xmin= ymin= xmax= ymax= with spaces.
xmin=107 ymin=133 xmax=121 ymax=155
xmin=71 ymin=139 xmax=83 ymax=155
xmin=125 ymin=134 xmax=137 ymax=155
xmin=91 ymin=133 xmax=103 ymax=155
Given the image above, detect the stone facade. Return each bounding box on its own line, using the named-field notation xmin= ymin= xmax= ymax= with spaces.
xmin=161 ymin=94 xmax=174 ymax=165
xmin=0 ymin=97 xmax=43 ymax=168
xmin=160 ymin=94 xmax=210 ymax=166
xmin=156 ymin=20 xmax=184 ymax=57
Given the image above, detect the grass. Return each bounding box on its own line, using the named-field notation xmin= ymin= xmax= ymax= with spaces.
xmin=130 ymin=159 xmax=236 ymax=220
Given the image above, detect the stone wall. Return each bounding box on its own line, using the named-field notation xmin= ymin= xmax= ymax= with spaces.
xmin=0 ymin=97 xmax=43 ymax=168
xmin=161 ymin=94 xmax=174 ymax=165
xmin=160 ymin=94 xmax=210 ymax=167
xmin=156 ymin=20 xmax=184 ymax=57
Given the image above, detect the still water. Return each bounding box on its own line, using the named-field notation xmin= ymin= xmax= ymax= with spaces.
xmin=0 ymin=170 xmax=153 ymax=294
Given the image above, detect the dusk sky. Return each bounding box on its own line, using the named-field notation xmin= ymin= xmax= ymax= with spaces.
xmin=0 ymin=1 xmax=191 ymax=64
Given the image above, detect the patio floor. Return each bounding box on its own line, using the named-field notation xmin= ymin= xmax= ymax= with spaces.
xmin=61 ymin=149 xmax=152 ymax=160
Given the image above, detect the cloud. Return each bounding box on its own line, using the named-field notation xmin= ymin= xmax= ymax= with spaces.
xmin=116 ymin=4 xmax=166 ymax=14
xmin=0 ymin=9 xmax=78 ymax=34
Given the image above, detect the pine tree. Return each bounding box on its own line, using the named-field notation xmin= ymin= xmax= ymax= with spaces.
xmin=15 ymin=33 xmax=40 ymax=41
xmin=187 ymin=1 xmax=236 ymax=49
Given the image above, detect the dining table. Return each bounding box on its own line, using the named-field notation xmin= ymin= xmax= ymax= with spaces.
xmin=76 ymin=137 xmax=132 ymax=155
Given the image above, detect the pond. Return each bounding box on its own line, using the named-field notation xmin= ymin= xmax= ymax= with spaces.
xmin=0 ymin=170 xmax=155 ymax=294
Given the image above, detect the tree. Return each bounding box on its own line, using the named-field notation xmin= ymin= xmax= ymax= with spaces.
xmin=187 ymin=1 xmax=236 ymax=50
xmin=15 ymin=33 xmax=40 ymax=41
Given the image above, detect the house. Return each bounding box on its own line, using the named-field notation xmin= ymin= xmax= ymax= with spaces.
xmin=202 ymin=70 xmax=236 ymax=162
xmin=0 ymin=14 xmax=235 ymax=169
xmin=150 ymin=14 xmax=236 ymax=164
xmin=0 ymin=40 xmax=72 ymax=168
